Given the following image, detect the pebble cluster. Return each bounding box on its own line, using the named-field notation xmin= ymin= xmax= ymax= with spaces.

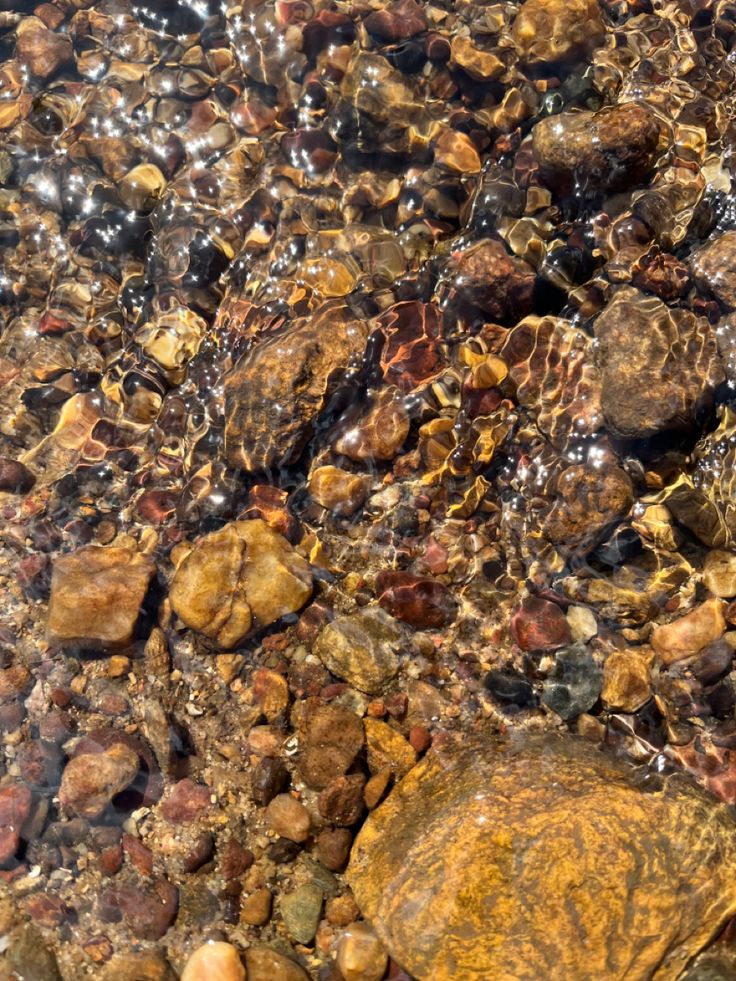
xmin=2 ymin=0 xmax=736 ymax=977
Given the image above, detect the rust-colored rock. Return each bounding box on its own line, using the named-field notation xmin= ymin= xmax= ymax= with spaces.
xmin=224 ymin=304 xmax=368 ymax=473
xmin=376 ymin=571 xmax=456 ymax=629
xmin=542 ymin=464 xmax=634 ymax=552
xmin=511 ymin=596 xmax=572 ymax=651
xmin=601 ymin=650 xmax=652 ymax=712
xmin=446 ymin=239 xmax=535 ymax=323
xmin=594 ymin=288 xmax=724 ymax=439
xmin=169 ymin=519 xmax=312 ymax=648
xmin=349 ymin=732 xmax=736 ymax=981
xmin=307 ymin=466 xmax=369 ymax=517
xmin=532 ymin=103 xmax=661 ymax=196
xmin=59 ymin=743 xmax=140 ymax=820
xmin=47 ymin=547 xmax=156 ymax=650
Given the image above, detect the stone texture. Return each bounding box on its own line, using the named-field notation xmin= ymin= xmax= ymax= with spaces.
xmin=225 ymin=303 xmax=369 ymax=472
xmin=59 ymin=743 xmax=140 ymax=820
xmin=703 ymin=549 xmax=736 ymax=598
xmin=651 ymin=599 xmax=726 ymax=665
xmin=265 ymin=794 xmax=311 ymax=842
xmin=594 ymin=288 xmax=724 ymax=439
xmin=307 ymin=465 xmax=368 ymax=516
xmin=100 ymin=952 xmax=176 ymax=981
xmin=446 ymin=239 xmax=536 ymax=323
xmin=313 ymin=606 xmax=407 ymax=694
xmin=543 ymin=464 xmax=633 ymax=552
xmin=244 ymin=948 xmax=309 ymax=981
xmin=512 ymin=0 xmax=606 ymax=67
xmin=376 ymin=571 xmax=456 ymax=629
xmin=349 ymin=732 xmax=736 ymax=981
xmin=511 ymin=596 xmax=572 ymax=651
xmin=541 ymin=646 xmax=603 ymax=720
xmin=691 ymin=231 xmax=736 ymax=310
xmin=337 ymin=922 xmax=388 ymax=981
xmin=279 ymin=883 xmax=323 ymax=944
xmin=0 ymin=782 xmax=32 ymax=866
xmin=601 ymin=650 xmax=652 ymax=712
xmin=181 ymin=942 xmax=245 ymax=981
xmin=169 ymin=519 xmax=312 ymax=648
xmin=365 ymin=719 xmax=417 ymax=778
xmin=533 ymin=103 xmax=661 ymax=196
xmin=47 ymin=546 xmax=156 ymax=650
xmin=296 ymin=702 xmax=364 ymax=789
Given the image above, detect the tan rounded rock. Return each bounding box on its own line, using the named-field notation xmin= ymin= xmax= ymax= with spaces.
xmin=59 ymin=743 xmax=140 ymax=820
xmin=337 ymin=922 xmax=388 ymax=981
xmin=703 ymin=550 xmax=736 ymax=598
xmin=308 ymin=466 xmax=369 ymax=517
xmin=313 ymin=606 xmax=407 ymax=694
xmin=349 ymin=732 xmax=736 ymax=981
xmin=169 ymin=519 xmax=312 ymax=649
xmin=601 ymin=650 xmax=651 ymax=713
xmin=244 ymin=948 xmax=308 ymax=981
xmin=651 ymin=598 xmax=726 ymax=665
xmin=181 ymin=942 xmax=245 ymax=981
xmin=265 ymin=794 xmax=311 ymax=842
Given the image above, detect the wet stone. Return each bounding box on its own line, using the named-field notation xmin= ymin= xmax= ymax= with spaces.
xmin=337 ymin=922 xmax=389 ymax=981
xmin=244 ymin=948 xmax=309 ymax=981
xmin=446 ymin=239 xmax=536 ymax=323
xmin=318 ymin=774 xmax=366 ymax=827
xmin=532 ymin=103 xmax=661 ymax=197
xmin=47 ymin=547 xmax=156 ymax=650
xmin=704 ymin=550 xmax=736 ymax=598
xmin=0 ymin=458 xmax=35 ymax=493
xmin=280 ymin=882 xmax=324 ymax=945
xmin=541 ymin=646 xmax=603 ymax=721
xmin=484 ymin=668 xmax=536 ymax=709
xmin=313 ymin=606 xmax=407 ymax=695
xmin=349 ymin=733 xmax=736 ymax=981
xmin=266 ymin=794 xmax=311 ymax=843
xmin=99 ymin=875 xmax=178 ymax=941
xmin=180 ymin=942 xmax=245 ymax=981
xmin=651 ymin=599 xmax=726 ymax=665
xmin=542 ymin=464 xmax=633 ymax=553
xmin=317 ymin=828 xmax=352 ymax=872
xmin=511 ymin=596 xmax=572 ymax=652
xmin=691 ymin=232 xmax=736 ymax=310
xmin=364 ymin=0 xmax=426 ymax=41
xmin=240 ymin=887 xmax=272 ymax=926
xmin=512 ymin=0 xmax=606 ymax=67
xmin=2 ymin=923 xmax=61 ymax=981
xmin=376 ymin=571 xmax=456 ymax=629
xmin=59 ymin=743 xmax=139 ymax=820
xmin=251 ymin=757 xmax=289 ymax=806
xmin=601 ymin=650 xmax=652 ymax=713
xmin=297 ymin=702 xmax=365 ymax=790
xmin=0 ymin=782 xmax=32 ymax=866
xmin=99 ymin=952 xmax=177 ymax=981
xmin=160 ymin=779 xmax=212 ymax=824
xmin=365 ymin=719 xmax=417 ymax=778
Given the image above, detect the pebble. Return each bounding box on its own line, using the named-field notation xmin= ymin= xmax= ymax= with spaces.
xmin=251 ymin=757 xmax=290 ymax=806
xmin=280 ymin=882 xmax=324 ymax=944
xmin=337 ymin=922 xmax=389 ymax=981
xmin=541 ymin=646 xmax=603 ymax=721
xmin=0 ymin=782 xmax=32 ymax=866
xmin=244 ymin=947 xmax=309 ymax=981
xmin=252 ymin=668 xmax=289 ymax=721
xmin=317 ymin=828 xmax=352 ymax=872
xmin=47 ymin=546 xmax=156 ymax=650
xmin=180 ymin=942 xmax=245 ymax=981
xmin=100 ymin=952 xmax=176 ymax=981
xmin=313 ymin=606 xmax=406 ymax=694
xmin=447 ymin=239 xmax=535 ymax=323
xmin=220 ymin=838 xmax=254 ymax=880
xmin=99 ymin=876 xmax=178 ymax=941
xmin=543 ymin=464 xmax=633 ymax=553
xmin=365 ymin=719 xmax=417 ymax=778
xmin=266 ymin=794 xmax=311 ymax=842
xmin=484 ymin=669 xmax=535 ymax=709
xmin=0 ymin=458 xmax=35 ymax=493
xmin=318 ymin=774 xmax=366 ymax=826
xmin=511 ymin=596 xmax=572 ymax=652
xmin=601 ymin=650 xmax=652 ymax=713
xmin=364 ymin=768 xmax=393 ymax=810
xmin=376 ymin=571 xmax=456 ymax=629
xmin=160 ymin=778 xmax=212 ymax=824
xmin=566 ymin=605 xmax=598 ymax=644
xmin=15 ymin=20 xmax=72 ymax=79
xmin=651 ymin=599 xmax=726 ymax=665
xmin=297 ymin=702 xmax=365 ymax=789
xmin=364 ymin=0 xmax=426 ymax=41
xmin=703 ymin=550 xmax=736 ymax=598
xmin=691 ymin=231 xmax=736 ymax=310
xmin=2 ymin=923 xmax=61 ymax=981
xmin=240 ymin=887 xmax=272 ymax=926
xmin=59 ymin=743 xmax=139 ymax=820
xmin=512 ymin=0 xmax=605 ymax=67
xmin=307 ymin=466 xmax=369 ymax=517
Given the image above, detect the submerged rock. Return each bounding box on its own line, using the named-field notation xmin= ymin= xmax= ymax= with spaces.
xmin=594 ymin=288 xmax=724 ymax=439
xmin=691 ymin=231 xmax=736 ymax=310
xmin=532 ymin=103 xmax=661 ymax=197
xmin=542 ymin=464 xmax=634 ymax=552
xmin=169 ymin=520 xmax=312 ymax=648
xmin=349 ymin=733 xmax=736 ymax=981
xmin=313 ymin=606 xmax=407 ymax=694
xmin=446 ymin=239 xmax=535 ymax=323
xmin=651 ymin=599 xmax=725 ymax=665
xmin=512 ymin=0 xmax=606 ymax=68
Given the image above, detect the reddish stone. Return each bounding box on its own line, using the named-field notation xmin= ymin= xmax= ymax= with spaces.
xmin=318 ymin=774 xmax=366 ymax=827
xmin=296 ymin=602 xmax=334 ymax=643
xmin=99 ymin=843 xmax=123 ymax=877
xmin=376 ymin=571 xmax=457 ymax=629
xmin=378 ymin=302 xmax=445 ymax=393
xmin=240 ymin=485 xmax=298 ymax=541
xmin=160 ymin=778 xmax=211 ymax=824
xmin=511 ymin=596 xmax=572 ymax=652
xmin=136 ymin=489 xmax=178 ymax=525
xmin=0 ymin=783 xmax=32 ymax=867
xmin=0 ymin=702 xmax=23 ymax=733
xmin=99 ymin=876 xmax=178 ymax=941
xmin=16 ymin=740 xmax=62 ymax=788
xmin=424 ymin=539 xmax=449 ymax=575
xmin=24 ymin=892 xmax=68 ymax=928
xmin=220 ymin=838 xmax=254 ymax=880
xmin=364 ymin=0 xmax=427 ymax=40
xmin=181 ymin=832 xmax=214 ymax=873
xmin=122 ymin=834 xmax=154 ymax=876
xmin=409 ymin=726 xmax=432 ymax=753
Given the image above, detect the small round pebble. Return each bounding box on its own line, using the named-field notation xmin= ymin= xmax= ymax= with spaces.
xmin=337 ymin=922 xmax=389 ymax=981
xmin=181 ymin=942 xmax=245 ymax=981
xmin=265 ymin=793 xmax=311 ymax=842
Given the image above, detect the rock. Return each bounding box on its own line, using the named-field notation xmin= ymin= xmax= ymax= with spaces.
xmin=704 ymin=550 xmax=736 ymax=598
xmin=169 ymin=520 xmax=312 ymax=648
xmin=680 ymin=945 xmax=736 ymax=981
xmin=181 ymin=942 xmax=245 ymax=981
xmin=434 ymin=128 xmax=482 ymax=172
xmin=15 ymin=20 xmax=72 ymax=79
xmin=594 ymin=288 xmax=724 ymax=439
xmin=313 ymin=606 xmax=407 ymax=694
xmin=365 ymin=719 xmax=417 ymax=778
xmin=376 ymin=571 xmax=456 ymax=629
xmin=364 ymin=0 xmax=426 ymax=41
xmin=348 ymin=732 xmax=736 ymax=981
xmin=632 ymin=251 xmax=691 ymax=301
xmin=2 ymin=923 xmax=61 ymax=981
xmin=253 ymin=668 xmax=289 ymax=721
xmin=160 ymin=779 xmax=211 ymax=824
xmin=542 ymin=464 xmax=633 ymax=552
xmin=511 ymin=596 xmax=572 ymax=651
xmin=483 ymin=668 xmax=535 ymax=708
xmin=220 ymin=838 xmax=254 ymax=880
xmin=532 ymin=103 xmax=661 ymax=197
xmin=651 ymin=599 xmax=726 ymax=665
xmin=541 ymin=646 xmax=603 ymax=720
xmin=691 ymin=231 xmax=736 ymax=310
xmin=99 ymin=876 xmax=178 ymax=941
xmin=240 ymin=887 xmax=272 ymax=926
xmin=16 ymin=739 xmax=62 ymax=788
xmin=244 ymin=947 xmax=309 ymax=981
xmin=225 ymin=304 xmax=369 ymax=472
xmin=100 ymin=952 xmax=176 ymax=981
xmin=690 ymin=641 xmax=734 ymax=685
xmin=47 ymin=546 xmax=156 ymax=650
xmin=513 ymin=0 xmax=605 ymax=66
xmin=337 ymin=923 xmax=388 ymax=981
xmin=0 ymin=782 xmax=32 ymax=866
xmin=318 ymin=774 xmax=366 ymax=826
xmin=601 ymin=650 xmax=652 ymax=712
xmin=566 ymin=605 xmax=598 ymax=643
xmin=307 ymin=466 xmax=369 ymax=517
xmin=251 ymin=757 xmax=290 ymax=806
xmin=59 ymin=743 xmax=139 ymax=820
xmin=280 ymin=883 xmax=324 ymax=944
xmin=265 ymin=794 xmax=311 ymax=843
xmin=334 ymin=393 xmax=411 ymax=463
xmin=0 ymin=458 xmax=35 ymax=493
xmin=446 ymin=239 xmax=535 ymax=323
xmin=297 ymin=702 xmax=364 ymax=789
xmin=449 ymin=37 xmax=504 ymax=82
xmin=317 ymin=828 xmax=352 ymax=871
xmin=364 ymin=768 xmax=393 ymax=810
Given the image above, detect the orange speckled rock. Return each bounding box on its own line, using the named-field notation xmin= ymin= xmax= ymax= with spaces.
xmin=348 ymin=733 xmax=736 ymax=981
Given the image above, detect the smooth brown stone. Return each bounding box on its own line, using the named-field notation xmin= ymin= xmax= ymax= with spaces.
xmin=296 ymin=702 xmax=365 ymax=789
xmin=511 ymin=596 xmax=571 ymax=651
xmin=691 ymin=231 xmax=736 ymax=310
xmin=244 ymin=948 xmax=308 ymax=981
xmin=376 ymin=571 xmax=456 ymax=629
xmin=313 ymin=606 xmax=407 ymax=694
xmin=447 ymin=239 xmax=535 ymax=323
xmin=169 ymin=519 xmax=312 ymax=649
xmin=349 ymin=733 xmax=736 ymax=981
xmin=59 ymin=744 xmax=140 ymax=820
xmin=308 ymin=465 xmax=369 ymax=517
xmin=513 ymin=0 xmax=606 ymax=66
xmin=47 ymin=546 xmax=155 ymax=650
xmin=704 ymin=550 xmax=736 ymax=598
xmin=651 ymin=599 xmax=726 ymax=665
xmin=542 ymin=463 xmax=634 ymax=552
xmin=601 ymin=650 xmax=651 ymax=712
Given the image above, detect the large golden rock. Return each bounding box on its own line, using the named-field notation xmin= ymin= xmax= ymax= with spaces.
xmin=169 ymin=519 xmax=312 ymax=648
xmin=348 ymin=733 xmax=736 ymax=981
xmin=47 ymin=546 xmax=156 ymax=650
